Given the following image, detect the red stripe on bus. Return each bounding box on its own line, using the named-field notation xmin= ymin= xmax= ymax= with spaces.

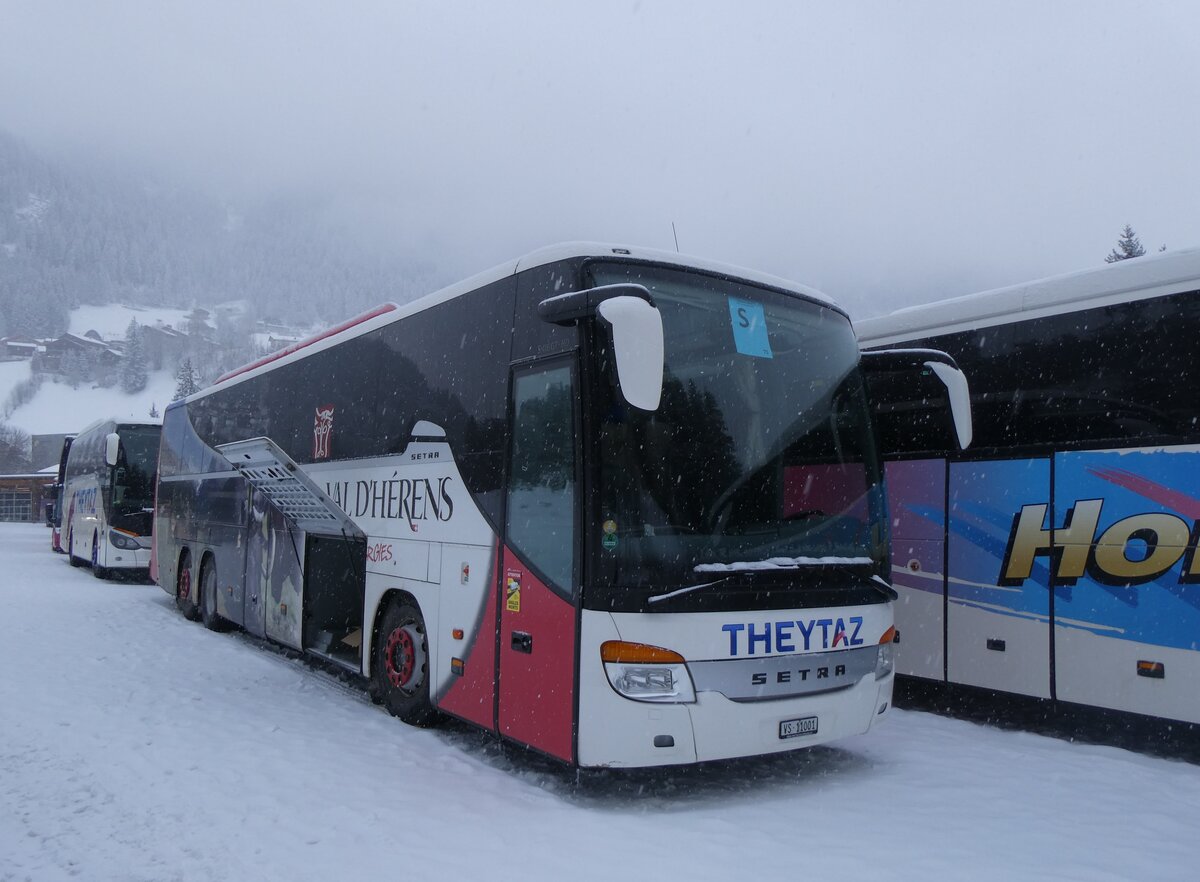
xmin=215 ymin=303 xmax=398 ymax=385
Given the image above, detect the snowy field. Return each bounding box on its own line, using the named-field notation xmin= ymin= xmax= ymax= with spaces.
xmin=1 ymin=522 xmax=1198 ymax=882
xmin=67 ymin=305 xmax=195 ymax=340
xmin=4 ymin=371 xmax=174 ymax=443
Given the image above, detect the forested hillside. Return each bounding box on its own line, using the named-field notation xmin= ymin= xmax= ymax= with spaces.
xmin=0 ymin=129 xmax=435 ymax=338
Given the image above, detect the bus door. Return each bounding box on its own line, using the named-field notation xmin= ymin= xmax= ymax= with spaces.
xmin=496 ymin=358 xmax=580 ymax=762
xmin=884 ymin=459 xmax=948 ymax=680
xmin=947 ymin=457 xmax=1052 ymax=698
xmin=1052 ymin=448 xmax=1200 ymax=724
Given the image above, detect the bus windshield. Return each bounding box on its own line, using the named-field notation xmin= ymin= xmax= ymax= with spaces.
xmin=112 ymin=424 xmax=160 ymax=521
xmin=586 ymin=262 xmax=885 ymax=612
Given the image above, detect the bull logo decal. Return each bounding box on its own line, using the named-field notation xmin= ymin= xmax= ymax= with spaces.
xmin=313 ymin=404 xmax=335 ymax=460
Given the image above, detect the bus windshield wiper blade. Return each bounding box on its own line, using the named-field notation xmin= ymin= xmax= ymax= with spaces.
xmin=693 ymin=555 xmax=873 ymax=573
xmin=647 ymin=577 xmax=735 ymax=604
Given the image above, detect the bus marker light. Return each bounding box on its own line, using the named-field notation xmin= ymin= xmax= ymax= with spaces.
xmin=452 ymin=629 xmax=464 ymax=640
xmin=1137 ymin=661 xmax=1165 ymax=679
xmin=451 ymin=657 xmax=464 ymax=676
xmin=876 ymin=627 xmax=897 ymax=680
xmin=601 ymin=641 xmax=684 ymax=664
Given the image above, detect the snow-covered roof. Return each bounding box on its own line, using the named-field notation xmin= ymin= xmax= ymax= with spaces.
xmin=857 ymin=246 xmax=1200 ymax=346
xmin=192 ymin=242 xmax=843 ymax=403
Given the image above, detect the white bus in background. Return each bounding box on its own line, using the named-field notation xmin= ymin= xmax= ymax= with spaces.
xmin=63 ymin=418 xmax=161 ymax=578
xmin=858 ymin=246 xmax=1200 ymax=728
xmin=155 ymin=242 xmax=969 ymax=768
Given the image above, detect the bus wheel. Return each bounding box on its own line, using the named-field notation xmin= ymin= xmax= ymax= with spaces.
xmin=176 ymin=552 xmax=199 ymax=621
xmin=199 ymin=557 xmax=229 ymax=632
xmin=91 ymin=532 xmax=108 ymax=580
xmin=68 ymin=532 xmax=84 ymax=568
xmin=374 ymin=600 xmax=437 ymax=727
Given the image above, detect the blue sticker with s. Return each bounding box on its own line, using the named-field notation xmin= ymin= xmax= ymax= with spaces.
xmin=728 ymin=297 xmax=773 ymax=359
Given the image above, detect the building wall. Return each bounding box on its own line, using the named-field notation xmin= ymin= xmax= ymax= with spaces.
xmin=0 ymin=475 xmax=49 ymax=523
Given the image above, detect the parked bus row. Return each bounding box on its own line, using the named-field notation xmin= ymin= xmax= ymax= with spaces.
xmin=58 ymin=241 xmax=1198 ymax=762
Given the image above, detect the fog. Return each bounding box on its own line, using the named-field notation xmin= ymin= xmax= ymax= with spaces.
xmin=2 ymin=0 xmax=1198 ymax=317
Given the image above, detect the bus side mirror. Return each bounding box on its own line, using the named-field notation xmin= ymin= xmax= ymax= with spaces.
xmin=539 ymin=283 xmax=664 ymax=411
xmin=861 ymin=348 xmax=973 ymax=451
xmin=105 ymin=432 xmax=121 ymax=467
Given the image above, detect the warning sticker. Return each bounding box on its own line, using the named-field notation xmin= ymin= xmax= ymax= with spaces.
xmin=505 ymin=572 xmax=521 ymax=613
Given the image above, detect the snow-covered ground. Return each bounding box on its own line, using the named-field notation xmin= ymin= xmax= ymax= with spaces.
xmin=1 ymin=521 xmax=1197 ymax=881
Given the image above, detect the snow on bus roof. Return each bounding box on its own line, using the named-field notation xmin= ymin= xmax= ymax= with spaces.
xmin=856 ymin=245 xmax=1200 ymax=346
xmin=190 ymin=242 xmax=839 ymax=403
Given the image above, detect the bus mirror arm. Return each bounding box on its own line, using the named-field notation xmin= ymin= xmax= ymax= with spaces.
xmin=860 ymin=348 xmax=974 ymax=450
xmin=104 ymin=432 xmax=120 ymax=467
xmin=538 ymin=284 xmax=665 ymax=412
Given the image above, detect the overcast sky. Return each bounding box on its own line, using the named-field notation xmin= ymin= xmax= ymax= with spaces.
xmin=2 ymin=1 xmax=1198 ymax=317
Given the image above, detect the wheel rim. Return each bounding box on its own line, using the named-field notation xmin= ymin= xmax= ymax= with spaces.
xmin=384 ymin=624 xmax=425 ymax=691
xmin=179 ymin=565 xmax=191 ymax=602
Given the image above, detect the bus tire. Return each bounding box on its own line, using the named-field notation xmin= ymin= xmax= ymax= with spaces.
xmin=91 ymin=532 xmax=109 ymax=580
xmin=176 ymin=551 xmax=200 ymax=621
xmin=199 ymin=556 xmax=229 ymax=632
xmin=68 ymin=532 xmax=84 ymax=568
xmin=373 ymin=599 xmax=437 ymax=727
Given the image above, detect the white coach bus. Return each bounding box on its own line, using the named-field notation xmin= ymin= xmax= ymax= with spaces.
xmin=63 ymin=418 xmax=161 ymax=578
xmin=154 ymin=243 xmax=969 ymax=768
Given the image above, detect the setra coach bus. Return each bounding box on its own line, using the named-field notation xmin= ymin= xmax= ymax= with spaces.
xmin=63 ymin=418 xmax=161 ymax=577
xmin=858 ymin=246 xmax=1200 ymax=729
xmin=155 ymin=242 xmax=970 ymax=768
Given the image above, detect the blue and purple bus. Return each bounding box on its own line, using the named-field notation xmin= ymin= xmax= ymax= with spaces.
xmin=858 ymin=247 xmax=1200 ymax=728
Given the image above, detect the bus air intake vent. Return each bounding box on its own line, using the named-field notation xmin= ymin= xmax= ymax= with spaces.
xmin=216 ymin=437 xmax=364 ymax=538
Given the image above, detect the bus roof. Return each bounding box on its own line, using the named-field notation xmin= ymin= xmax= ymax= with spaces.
xmin=186 ymin=241 xmax=840 ymax=404
xmin=71 ymin=418 xmax=163 ymax=438
xmin=857 ymin=245 xmax=1200 ymax=346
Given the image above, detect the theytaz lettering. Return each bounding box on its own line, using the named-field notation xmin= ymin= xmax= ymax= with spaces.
xmin=325 ymin=477 xmax=454 ymax=527
xmin=722 ymin=617 xmax=864 ymax=656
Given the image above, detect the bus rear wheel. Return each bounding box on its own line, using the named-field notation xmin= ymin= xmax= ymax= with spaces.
xmin=199 ymin=557 xmax=229 ymax=632
xmin=373 ymin=600 xmax=437 ymax=727
xmin=176 ymin=552 xmax=199 ymax=621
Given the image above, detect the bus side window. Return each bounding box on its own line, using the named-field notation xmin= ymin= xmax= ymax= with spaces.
xmin=506 ymin=363 xmax=577 ymax=593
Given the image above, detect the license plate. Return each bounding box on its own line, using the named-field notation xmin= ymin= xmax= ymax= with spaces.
xmin=779 ymin=716 xmax=818 ymax=739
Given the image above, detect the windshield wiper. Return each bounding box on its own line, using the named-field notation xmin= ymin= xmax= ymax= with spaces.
xmin=647 ymin=577 xmax=735 ymax=604
xmin=693 ymin=555 xmax=873 ymax=573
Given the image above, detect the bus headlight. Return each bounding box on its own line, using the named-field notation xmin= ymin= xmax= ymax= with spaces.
xmin=601 ymin=640 xmax=696 ymax=703
xmin=876 ymin=626 xmax=897 ymax=680
xmin=109 ymin=529 xmax=141 ymax=550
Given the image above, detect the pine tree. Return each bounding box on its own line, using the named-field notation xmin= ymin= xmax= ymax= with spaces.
xmin=1105 ymin=225 xmax=1147 ymax=263
xmin=120 ymin=318 xmax=149 ymax=393
xmin=148 ymin=401 xmax=159 ymax=419
xmin=172 ymin=357 xmax=200 ymax=400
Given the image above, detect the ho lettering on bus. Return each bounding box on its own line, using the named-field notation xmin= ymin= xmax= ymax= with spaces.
xmin=325 ymin=477 xmax=454 ymax=524
xmin=1000 ymin=499 xmax=1200 ymax=587
xmin=721 ymin=617 xmax=864 ymax=656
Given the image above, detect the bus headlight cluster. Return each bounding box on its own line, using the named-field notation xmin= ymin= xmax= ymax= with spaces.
xmin=601 ymin=640 xmax=696 ymax=703
xmin=875 ymin=626 xmax=897 ymax=680
xmin=108 ymin=529 xmax=142 ymax=550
